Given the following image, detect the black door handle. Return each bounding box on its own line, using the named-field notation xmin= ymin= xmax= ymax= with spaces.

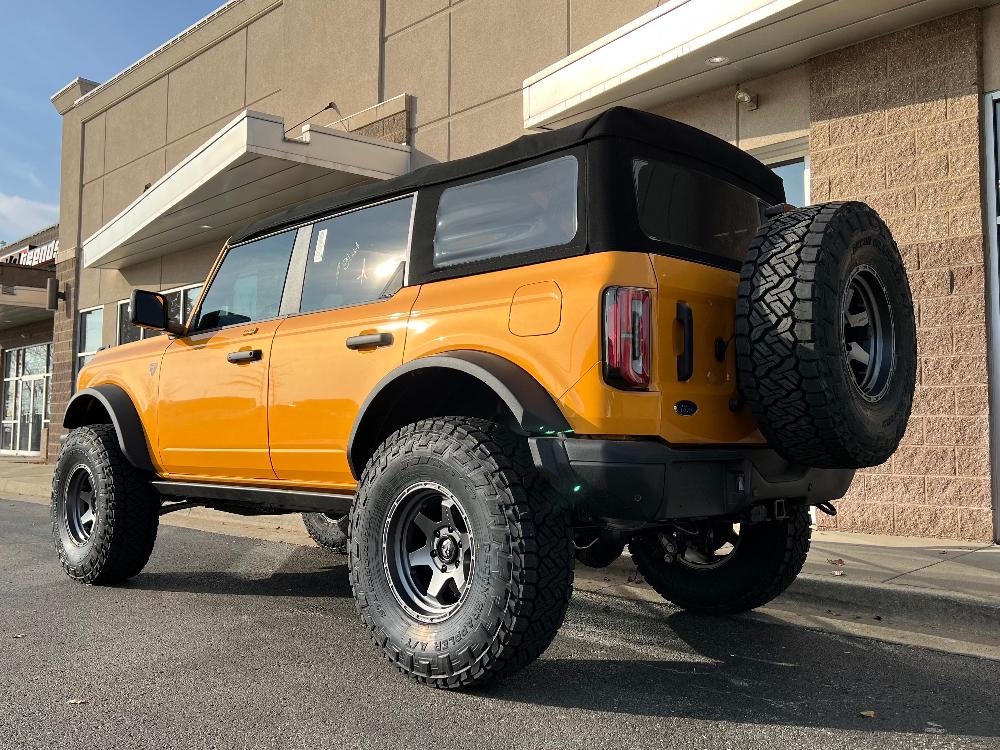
xmin=346 ymin=332 xmax=393 ymax=350
xmin=676 ymin=302 xmax=694 ymax=382
xmin=227 ymin=349 xmax=262 ymax=363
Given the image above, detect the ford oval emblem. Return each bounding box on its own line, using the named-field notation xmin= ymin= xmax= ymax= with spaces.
xmin=674 ymin=400 xmax=698 ymax=416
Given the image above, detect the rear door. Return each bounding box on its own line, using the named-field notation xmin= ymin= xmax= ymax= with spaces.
xmin=268 ymin=195 xmax=417 ymax=488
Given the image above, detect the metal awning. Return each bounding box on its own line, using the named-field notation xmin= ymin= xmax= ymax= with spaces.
xmin=0 ymin=264 xmax=54 ymax=330
xmin=82 ymin=110 xmax=412 ymax=269
xmin=523 ymin=0 xmax=988 ymax=129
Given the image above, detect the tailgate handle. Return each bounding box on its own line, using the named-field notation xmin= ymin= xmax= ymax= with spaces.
xmin=676 ymin=302 xmax=694 ymax=382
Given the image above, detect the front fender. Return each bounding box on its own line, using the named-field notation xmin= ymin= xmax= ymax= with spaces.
xmin=63 ymin=385 xmax=156 ymax=473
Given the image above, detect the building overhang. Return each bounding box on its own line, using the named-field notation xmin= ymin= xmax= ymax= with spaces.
xmin=523 ymin=0 xmax=990 ymax=129
xmin=0 ymin=264 xmax=55 ymax=331
xmin=82 ymin=110 xmax=412 ymax=270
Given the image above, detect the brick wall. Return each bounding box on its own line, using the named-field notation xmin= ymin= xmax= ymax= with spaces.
xmin=46 ymin=253 xmax=77 ymax=462
xmin=810 ymin=10 xmax=993 ymax=541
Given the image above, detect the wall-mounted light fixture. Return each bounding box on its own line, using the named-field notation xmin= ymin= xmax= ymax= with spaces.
xmin=736 ymin=89 xmax=758 ymax=111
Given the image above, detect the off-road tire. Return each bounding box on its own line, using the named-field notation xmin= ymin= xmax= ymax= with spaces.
xmin=629 ymin=506 xmax=811 ymax=615
xmin=51 ymin=424 xmax=159 ymax=584
xmin=348 ymin=417 xmax=574 ymax=689
xmin=302 ymin=513 xmax=348 ymax=553
xmin=735 ymin=201 xmax=916 ymax=468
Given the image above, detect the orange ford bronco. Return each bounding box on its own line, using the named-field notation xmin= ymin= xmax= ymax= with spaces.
xmin=52 ymin=107 xmax=915 ymax=688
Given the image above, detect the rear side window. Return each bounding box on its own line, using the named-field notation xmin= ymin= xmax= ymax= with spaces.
xmin=433 ymin=156 xmax=578 ymax=268
xmin=299 ymin=196 xmax=414 ymax=314
xmin=633 ymin=158 xmax=761 ymax=265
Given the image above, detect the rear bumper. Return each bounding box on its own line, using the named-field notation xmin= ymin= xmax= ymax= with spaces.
xmin=528 ymin=436 xmax=854 ymax=522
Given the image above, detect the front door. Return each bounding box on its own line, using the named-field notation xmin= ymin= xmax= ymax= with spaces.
xmin=155 ymin=229 xmax=298 ymax=480
xmin=268 ymin=195 xmax=417 ymax=488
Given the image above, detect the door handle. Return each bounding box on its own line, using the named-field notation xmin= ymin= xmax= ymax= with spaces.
xmin=676 ymin=302 xmax=694 ymax=382
xmin=227 ymin=349 xmax=262 ymax=363
xmin=346 ymin=332 xmax=393 ymax=350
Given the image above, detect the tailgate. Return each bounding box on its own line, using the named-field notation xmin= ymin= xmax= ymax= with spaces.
xmin=651 ymin=254 xmax=764 ymax=444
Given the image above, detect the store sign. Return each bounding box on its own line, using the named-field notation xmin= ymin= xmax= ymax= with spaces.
xmin=0 ymin=239 xmax=58 ymax=267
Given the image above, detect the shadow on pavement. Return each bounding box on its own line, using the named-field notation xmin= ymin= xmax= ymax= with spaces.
xmin=127 ymin=545 xmax=352 ymax=598
xmin=486 ymin=596 xmax=1000 ymax=738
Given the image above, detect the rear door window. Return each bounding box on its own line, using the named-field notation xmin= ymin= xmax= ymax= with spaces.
xmin=299 ymin=196 xmax=414 ymax=314
xmin=433 ymin=155 xmax=578 ymax=268
xmin=633 ymin=158 xmax=762 ymax=265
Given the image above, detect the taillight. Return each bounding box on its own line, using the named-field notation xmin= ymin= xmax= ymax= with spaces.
xmin=603 ymin=286 xmax=652 ymax=390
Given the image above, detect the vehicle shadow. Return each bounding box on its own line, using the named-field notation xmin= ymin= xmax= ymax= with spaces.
xmin=485 ymin=595 xmax=1000 ymax=738
xmin=126 ymin=544 xmax=352 ymax=598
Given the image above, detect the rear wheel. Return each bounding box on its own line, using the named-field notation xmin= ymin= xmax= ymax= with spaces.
xmin=629 ymin=505 xmax=810 ymax=614
xmin=51 ymin=425 xmax=159 ymax=584
xmin=348 ymin=417 xmax=573 ymax=688
xmin=302 ymin=512 xmax=348 ymax=553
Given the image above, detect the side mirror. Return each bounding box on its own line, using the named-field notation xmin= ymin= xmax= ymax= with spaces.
xmin=130 ymin=289 xmax=184 ymax=335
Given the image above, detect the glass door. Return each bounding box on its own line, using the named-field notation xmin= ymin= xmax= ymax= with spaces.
xmin=983 ymin=92 xmax=1000 ymax=543
xmin=0 ymin=343 xmax=52 ymax=456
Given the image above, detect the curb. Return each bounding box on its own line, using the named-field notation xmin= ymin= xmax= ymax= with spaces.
xmin=782 ymin=574 xmax=1000 ymax=634
xmin=0 ymin=480 xmax=51 ymax=498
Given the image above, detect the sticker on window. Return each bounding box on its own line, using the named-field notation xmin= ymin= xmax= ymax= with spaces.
xmin=314 ymin=229 xmax=328 ymax=263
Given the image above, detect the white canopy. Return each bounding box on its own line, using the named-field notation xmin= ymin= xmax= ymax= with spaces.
xmin=82 ymin=110 xmax=411 ymax=269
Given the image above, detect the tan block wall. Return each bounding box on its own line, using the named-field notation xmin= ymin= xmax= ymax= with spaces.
xmin=810 ymin=10 xmax=992 ymax=542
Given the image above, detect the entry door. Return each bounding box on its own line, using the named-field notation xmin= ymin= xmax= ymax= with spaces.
xmin=268 ymin=195 xmax=417 ymax=488
xmin=155 ymin=228 xmax=298 ymax=480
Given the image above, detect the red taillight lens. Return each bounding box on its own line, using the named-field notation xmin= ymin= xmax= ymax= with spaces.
xmin=603 ymin=286 xmax=652 ymax=390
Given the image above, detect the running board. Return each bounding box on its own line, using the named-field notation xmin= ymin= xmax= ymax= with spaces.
xmin=151 ymin=480 xmax=353 ymax=515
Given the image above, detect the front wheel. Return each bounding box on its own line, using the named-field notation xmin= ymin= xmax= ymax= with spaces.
xmin=51 ymin=425 xmax=160 ymax=584
xmin=629 ymin=505 xmax=810 ymax=614
xmin=348 ymin=417 xmax=574 ymax=688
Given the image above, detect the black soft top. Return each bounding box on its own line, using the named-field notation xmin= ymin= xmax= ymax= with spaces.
xmin=231 ymin=107 xmax=783 ymax=245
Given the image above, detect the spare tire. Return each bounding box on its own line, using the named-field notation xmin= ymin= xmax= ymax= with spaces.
xmin=735 ymin=201 xmax=915 ymax=469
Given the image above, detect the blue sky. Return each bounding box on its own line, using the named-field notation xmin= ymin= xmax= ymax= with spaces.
xmin=0 ymin=0 xmax=223 ymax=245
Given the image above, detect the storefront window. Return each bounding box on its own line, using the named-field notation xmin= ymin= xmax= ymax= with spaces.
xmin=1 ymin=343 xmax=52 ymax=455
xmin=78 ymin=307 xmax=103 ymax=368
xmin=771 ymin=158 xmax=808 ymax=207
xmin=116 ymin=284 xmax=203 ymax=345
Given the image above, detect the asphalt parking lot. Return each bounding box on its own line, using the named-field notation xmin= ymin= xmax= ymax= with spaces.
xmin=2 ymin=498 xmax=998 ymax=750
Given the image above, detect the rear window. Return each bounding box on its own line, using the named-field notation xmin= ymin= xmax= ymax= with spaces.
xmin=633 ymin=158 xmax=762 ymax=265
xmin=433 ymin=156 xmax=578 ymax=268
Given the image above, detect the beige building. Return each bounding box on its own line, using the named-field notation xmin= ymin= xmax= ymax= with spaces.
xmin=49 ymin=0 xmax=1000 ymax=542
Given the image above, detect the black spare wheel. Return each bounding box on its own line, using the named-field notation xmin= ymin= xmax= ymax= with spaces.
xmin=735 ymin=201 xmax=916 ymax=469
xmin=348 ymin=417 xmax=573 ymax=688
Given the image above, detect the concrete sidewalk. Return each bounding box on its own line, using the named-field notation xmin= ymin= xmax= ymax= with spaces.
xmin=6 ymin=456 xmax=998 ymax=655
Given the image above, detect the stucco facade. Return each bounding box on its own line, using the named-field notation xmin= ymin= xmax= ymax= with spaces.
xmin=51 ymin=0 xmax=1000 ymax=541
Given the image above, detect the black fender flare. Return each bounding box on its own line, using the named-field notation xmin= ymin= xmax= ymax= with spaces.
xmin=63 ymin=385 xmax=156 ymax=473
xmin=346 ymin=350 xmax=572 ymax=477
